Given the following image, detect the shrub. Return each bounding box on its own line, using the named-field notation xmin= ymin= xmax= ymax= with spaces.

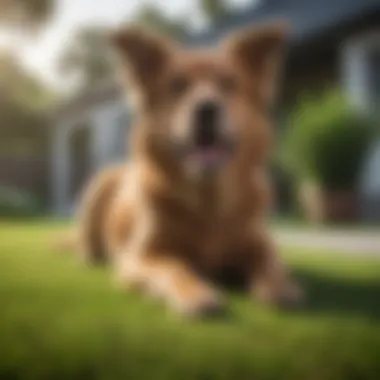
xmin=0 ymin=187 xmax=44 ymax=218
xmin=280 ymin=91 xmax=373 ymax=190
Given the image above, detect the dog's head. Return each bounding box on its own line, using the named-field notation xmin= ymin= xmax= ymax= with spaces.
xmin=111 ymin=23 xmax=288 ymax=178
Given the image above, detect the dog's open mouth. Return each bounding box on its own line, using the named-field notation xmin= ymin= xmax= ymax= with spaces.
xmin=192 ymin=147 xmax=227 ymax=167
xmin=189 ymin=142 xmax=234 ymax=171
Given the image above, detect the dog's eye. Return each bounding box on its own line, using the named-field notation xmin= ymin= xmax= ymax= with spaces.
xmin=218 ymin=74 xmax=237 ymax=94
xmin=168 ymin=74 xmax=189 ymax=97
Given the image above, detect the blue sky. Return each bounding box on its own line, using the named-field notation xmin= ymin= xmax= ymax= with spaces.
xmin=4 ymin=0 xmax=253 ymax=89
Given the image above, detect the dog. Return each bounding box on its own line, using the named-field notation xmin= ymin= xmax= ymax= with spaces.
xmin=75 ymin=23 xmax=302 ymax=317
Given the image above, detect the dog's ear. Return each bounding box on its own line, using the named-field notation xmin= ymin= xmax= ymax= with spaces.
xmin=223 ymin=22 xmax=289 ymax=105
xmin=110 ymin=27 xmax=175 ymax=94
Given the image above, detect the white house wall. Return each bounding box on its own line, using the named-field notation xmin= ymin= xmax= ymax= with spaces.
xmin=91 ymin=100 xmax=130 ymax=172
xmin=342 ymin=29 xmax=380 ymax=220
xmin=52 ymin=99 xmax=130 ymax=216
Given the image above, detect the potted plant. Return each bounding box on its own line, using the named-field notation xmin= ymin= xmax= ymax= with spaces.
xmin=280 ymin=91 xmax=373 ymax=223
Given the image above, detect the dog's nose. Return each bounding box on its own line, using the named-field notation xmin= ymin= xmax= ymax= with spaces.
xmin=194 ymin=101 xmax=221 ymax=147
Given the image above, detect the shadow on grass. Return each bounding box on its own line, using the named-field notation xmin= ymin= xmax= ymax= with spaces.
xmin=293 ymin=269 xmax=380 ymax=321
xmin=213 ymin=266 xmax=380 ymax=322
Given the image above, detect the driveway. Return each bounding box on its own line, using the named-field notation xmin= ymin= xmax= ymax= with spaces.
xmin=275 ymin=227 xmax=380 ymax=256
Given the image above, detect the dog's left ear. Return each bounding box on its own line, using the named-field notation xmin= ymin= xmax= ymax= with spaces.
xmin=223 ymin=22 xmax=289 ymax=105
xmin=110 ymin=27 xmax=175 ymax=98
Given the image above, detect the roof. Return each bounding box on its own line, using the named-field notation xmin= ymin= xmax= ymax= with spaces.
xmin=187 ymin=0 xmax=380 ymax=47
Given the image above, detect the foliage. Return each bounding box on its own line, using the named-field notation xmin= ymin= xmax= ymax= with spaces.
xmin=200 ymin=0 xmax=230 ymax=24
xmin=0 ymin=222 xmax=380 ymax=380
xmin=0 ymin=53 xmax=54 ymax=156
xmin=0 ymin=0 xmax=55 ymax=32
xmin=58 ymin=25 xmax=114 ymax=91
xmin=131 ymin=4 xmax=189 ymax=40
xmin=281 ymin=91 xmax=374 ymax=190
xmin=0 ymin=53 xmax=54 ymax=109
xmin=0 ymin=187 xmax=43 ymax=217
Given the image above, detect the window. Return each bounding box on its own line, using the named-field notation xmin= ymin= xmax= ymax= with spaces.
xmin=342 ymin=30 xmax=380 ymax=113
xmin=368 ymin=45 xmax=380 ymax=106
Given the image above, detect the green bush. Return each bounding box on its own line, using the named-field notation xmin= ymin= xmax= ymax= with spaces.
xmin=281 ymin=91 xmax=373 ymax=190
xmin=0 ymin=187 xmax=44 ymax=218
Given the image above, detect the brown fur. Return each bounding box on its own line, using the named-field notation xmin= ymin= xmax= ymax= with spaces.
xmin=75 ymin=23 xmax=302 ymax=317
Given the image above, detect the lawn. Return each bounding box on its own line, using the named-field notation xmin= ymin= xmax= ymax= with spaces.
xmin=0 ymin=221 xmax=380 ymax=380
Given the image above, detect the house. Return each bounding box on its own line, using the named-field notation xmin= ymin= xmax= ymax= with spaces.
xmin=51 ymin=82 xmax=129 ymax=215
xmin=51 ymin=0 xmax=380 ymax=219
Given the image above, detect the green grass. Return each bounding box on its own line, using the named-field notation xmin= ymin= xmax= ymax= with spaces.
xmin=0 ymin=221 xmax=380 ymax=380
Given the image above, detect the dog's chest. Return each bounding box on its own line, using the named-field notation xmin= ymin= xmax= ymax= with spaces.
xmin=195 ymin=216 xmax=241 ymax=271
xmin=190 ymin=179 xmax=250 ymax=271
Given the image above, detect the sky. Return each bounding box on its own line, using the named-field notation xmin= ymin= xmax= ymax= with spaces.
xmin=1 ymin=0 xmax=254 ymax=89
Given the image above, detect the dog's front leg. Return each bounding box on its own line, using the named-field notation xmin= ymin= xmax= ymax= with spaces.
xmin=239 ymin=230 xmax=304 ymax=308
xmin=116 ymin=251 xmax=224 ymax=317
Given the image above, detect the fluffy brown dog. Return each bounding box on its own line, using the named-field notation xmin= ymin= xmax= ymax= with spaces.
xmin=76 ymin=23 xmax=302 ymax=317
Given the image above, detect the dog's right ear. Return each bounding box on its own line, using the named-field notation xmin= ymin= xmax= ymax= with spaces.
xmin=110 ymin=27 xmax=175 ymax=93
xmin=222 ymin=22 xmax=289 ymax=106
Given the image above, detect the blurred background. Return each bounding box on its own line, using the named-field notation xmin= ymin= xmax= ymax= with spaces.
xmin=0 ymin=0 xmax=380 ymax=227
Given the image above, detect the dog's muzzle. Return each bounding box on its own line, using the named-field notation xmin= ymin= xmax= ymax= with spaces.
xmin=189 ymin=100 xmax=234 ymax=171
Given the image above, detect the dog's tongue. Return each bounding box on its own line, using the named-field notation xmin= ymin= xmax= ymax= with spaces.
xmin=194 ymin=148 xmax=225 ymax=167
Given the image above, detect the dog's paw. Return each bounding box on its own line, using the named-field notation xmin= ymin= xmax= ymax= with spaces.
xmin=173 ymin=287 xmax=226 ymax=319
xmin=253 ymin=280 xmax=305 ymax=310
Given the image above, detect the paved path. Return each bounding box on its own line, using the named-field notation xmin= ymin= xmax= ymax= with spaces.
xmin=275 ymin=228 xmax=380 ymax=256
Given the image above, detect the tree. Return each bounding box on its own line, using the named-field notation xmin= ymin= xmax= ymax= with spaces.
xmin=58 ymin=26 xmax=113 ymax=91
xmin=0 ymin=52 xmax=54 ymax=156
xmin=0 ymin=0 xmax=55 ymax=32
xmin=199 ymin=0 xmax=230 ymax=25
xmin=131 ymin=4 xmax=188 ymax=40
xmin=0 ymin=53 xmax=54 ymax=109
